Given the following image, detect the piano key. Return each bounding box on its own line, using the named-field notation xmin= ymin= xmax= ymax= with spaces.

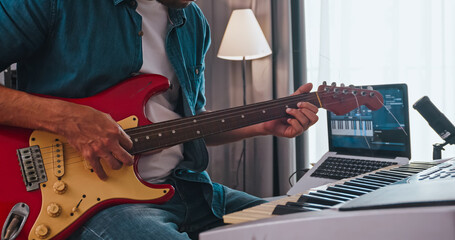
xmin=334 ymin=184 xmax=373 ymax=193
xmin=285 ymin=201 xmax=331 ymax=210
xmin=350 ymin=178 xmax=387 ymax=187
xmin=395 ymin=167 xmax=430 ymax=173
xmin=326 ymin=186 xmax=368 ymax=196
xmin=343 ymin=181 xmax=381 ymax=190
xmin=272 ymin=205 xmax=320 ymax=215
xmin=297 ymin=194 xmax=344 ymax=206
xmin=387 ymin=168 xmax=414 ymax=175
xmin=354 ymin=177 xmax=391 ymax=186
xmin=375 ymin=170 xmax=411 ymax=178
xmin=309 ymin=191 xmax=353 ymax=202
xmin=315 ymin=190 xmax=358 ymax=199
xmin=373 ymin=171 xmax=409 ymax=180
xmin=389 ymin=169 xmax=420 ymax=176
xmin=363 ymin=174 xmax=399 ymax=183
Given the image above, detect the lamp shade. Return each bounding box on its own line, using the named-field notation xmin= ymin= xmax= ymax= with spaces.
xmin=217 ymin=9 xmax=272 ymax=61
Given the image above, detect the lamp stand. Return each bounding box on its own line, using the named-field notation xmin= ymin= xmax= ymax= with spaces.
xmin=242 ymin=56 xmax=247 ymax=191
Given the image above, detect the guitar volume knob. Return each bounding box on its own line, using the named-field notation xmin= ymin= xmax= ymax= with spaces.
xmin=47 ymin=202 xmax=62 ymax=217
xmin=53 ymin=180 xmax=67 ymax=194
xmin=35 ymin=224 xmax=50 ymax=239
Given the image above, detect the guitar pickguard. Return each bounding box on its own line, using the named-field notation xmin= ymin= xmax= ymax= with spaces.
xmin=29 ymin=116 xmax=172 ymax=240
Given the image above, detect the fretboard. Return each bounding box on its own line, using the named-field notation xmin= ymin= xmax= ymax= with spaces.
xmin=125 ymin=92 xmax=320 ymax=155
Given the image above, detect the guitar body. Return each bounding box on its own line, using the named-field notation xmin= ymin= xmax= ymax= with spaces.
xmin=0 ymin=74 xmax=175 ymax=240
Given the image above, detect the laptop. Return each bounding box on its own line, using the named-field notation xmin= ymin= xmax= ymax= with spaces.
xmin=288 ymin=83 xmax=411 ymax=195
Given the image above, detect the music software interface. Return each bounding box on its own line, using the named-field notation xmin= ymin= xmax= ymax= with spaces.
xmin=329 ymin=87 xmax=408 ymax=153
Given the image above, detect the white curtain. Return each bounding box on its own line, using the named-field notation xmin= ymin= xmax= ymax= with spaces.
xmin=305 ymin=0 xmax=455 ymax=163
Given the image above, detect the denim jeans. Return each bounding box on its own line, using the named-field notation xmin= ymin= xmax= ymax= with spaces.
xmin=69 ymin=178 xmax=267 ymax=240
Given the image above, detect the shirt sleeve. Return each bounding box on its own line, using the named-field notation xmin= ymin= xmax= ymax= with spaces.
xmin=0 ymin=0 xmax=55 ymax=71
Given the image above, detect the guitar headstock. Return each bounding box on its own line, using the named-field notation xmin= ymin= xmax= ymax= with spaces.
xmin=317 ymin=82 xmax=384 ymax=115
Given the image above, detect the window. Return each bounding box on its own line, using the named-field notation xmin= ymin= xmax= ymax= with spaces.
xmin=305 ymin=0 xmax=455 ymax=163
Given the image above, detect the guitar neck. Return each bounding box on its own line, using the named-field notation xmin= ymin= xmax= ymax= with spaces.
xmin=126 ymin=92 xmax=320 ymax=155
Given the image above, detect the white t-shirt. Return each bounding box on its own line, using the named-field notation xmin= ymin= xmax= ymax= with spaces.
xmin=135 ymin=0 xmax=184 ymax=182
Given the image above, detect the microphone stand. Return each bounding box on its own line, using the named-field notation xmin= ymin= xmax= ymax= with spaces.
xmin=433 ymin=141 xmax=451 ymax=160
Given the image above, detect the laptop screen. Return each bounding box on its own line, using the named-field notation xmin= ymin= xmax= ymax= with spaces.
xmin=327 ymin=84 xmax=411 ymax=159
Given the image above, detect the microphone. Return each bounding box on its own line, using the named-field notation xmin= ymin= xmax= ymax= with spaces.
xmin=413 ymin=96 xmax=455 ymax=145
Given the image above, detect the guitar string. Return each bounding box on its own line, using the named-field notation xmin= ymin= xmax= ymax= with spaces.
xmin=36 ymin=98 xmax=383 ymax=171
xmin=36 ymin=92 xmax=380 ymax=155
xmin=125 ymin=89 xmax=375 ymax=136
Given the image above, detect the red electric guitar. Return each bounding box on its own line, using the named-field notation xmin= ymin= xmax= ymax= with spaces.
xmin=0 ymin=74 xmax=383 ymax=240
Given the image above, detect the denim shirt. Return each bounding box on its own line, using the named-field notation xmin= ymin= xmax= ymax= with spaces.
xmin=0 ymin=0 xmax=225 ymax=218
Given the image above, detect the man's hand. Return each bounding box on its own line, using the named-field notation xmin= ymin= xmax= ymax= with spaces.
xmin=261 ymin=83 xmax=319 ymax=138
xmin=57 ymin=103 xmax=134 ymax=180
xmin=0 ymin=86 xmax=133 ymax=181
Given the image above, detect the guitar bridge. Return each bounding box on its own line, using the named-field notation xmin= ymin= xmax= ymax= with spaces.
xmin=17 ymin=146 xmax=47 ymax=191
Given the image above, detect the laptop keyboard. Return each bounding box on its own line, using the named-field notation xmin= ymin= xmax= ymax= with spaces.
xmin=311 ymin=157 xmax=398 ymax=180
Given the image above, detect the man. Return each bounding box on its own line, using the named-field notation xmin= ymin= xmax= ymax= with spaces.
xmin=0 ymin=0 xmax=318 ymax=239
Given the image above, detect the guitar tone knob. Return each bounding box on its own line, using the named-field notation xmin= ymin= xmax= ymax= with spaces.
xmin=35 ymin=224 xmax=50 ymax=239
xmin=47 ymin=202 xmax=62 ymax=217
xmin=53 ymin=180 xmax=67 ymax=194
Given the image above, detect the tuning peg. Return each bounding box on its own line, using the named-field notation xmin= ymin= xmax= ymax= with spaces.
xmin=349 ymin=84 xmax=355 ymax=88
xmin=367 ymin=86 xmax=373 ymax=90
xmin=322 ymin=81 xmax=327 ymax=85
xmin=331 ymin=82 xmax=336 ymax=87
xmin=340 ymin=83 xmax=345 ymax=87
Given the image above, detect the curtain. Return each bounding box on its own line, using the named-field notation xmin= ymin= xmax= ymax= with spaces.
xmin=305 ymin=0 xmax=455 ymax=164
xmin=198 ymin=0 xmax=296 ymax=197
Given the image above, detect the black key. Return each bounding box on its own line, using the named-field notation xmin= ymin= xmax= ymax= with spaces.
xmin=285 ymin=201 xmax=330 ymax=209
xmin=343 ymin=181 xmax=380 ymax=190
xmin=317 ymin=189 xmax=358 ymax=199
xmin=309 ymin=191 xmax=352 ymax=202
xmin=334 ymin=184 xmax=372 ymax=193
xmin=272 ymin=205 xmax=319 ymax=215
xmin=374 ymin=171 xmax=409 ymax=179
xmin=350 ymin=178 xmax=386 ymax=187
xmin=394 ymin=167 xmax=426 ymax=174
xmin=354 ymin=177 xmax=390 ymax=186
xmin=326 ymin=186 xmax=367 ymax=196
xmin=297 ymin=194 xmax=344 ymax=206
xmin=363 ymin=174 xmax=399 ymax=183
xmin=388 ymin=169 xmax=417 ymax=176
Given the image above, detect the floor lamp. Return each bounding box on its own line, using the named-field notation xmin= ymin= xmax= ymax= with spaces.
xmin=217 ymin=9 xmax=272 ymax=191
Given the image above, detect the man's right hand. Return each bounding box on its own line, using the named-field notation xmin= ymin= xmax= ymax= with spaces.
xmin=57 ymin=103 xmax=134 ymax=180
xmin=0 ymin=86 xmax=134 ymax=180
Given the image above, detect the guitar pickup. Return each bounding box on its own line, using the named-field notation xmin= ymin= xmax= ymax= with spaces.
xmin=17 ymin=145 xmax=47 ymax=192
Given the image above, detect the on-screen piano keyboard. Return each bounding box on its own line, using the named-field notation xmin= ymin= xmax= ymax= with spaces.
xmin=331 ymin=119 xmax=373 ymax=136
xmin=223 ymin=161 xmax=439 ymax=224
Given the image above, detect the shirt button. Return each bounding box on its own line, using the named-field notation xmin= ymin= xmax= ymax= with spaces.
xmin=195 ymin=69 xmax=199 ymax=75
xmin=138 ymin=31 xmax=144 ymax=36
